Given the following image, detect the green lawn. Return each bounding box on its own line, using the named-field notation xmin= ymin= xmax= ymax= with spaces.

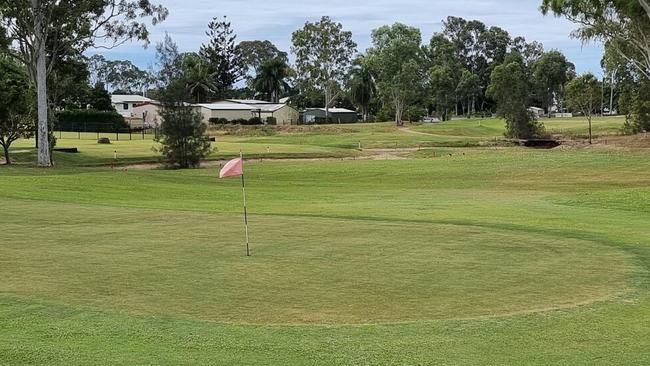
xmin=2 ymin=116 xmax=628 ymax=167
xmin=1 ymin=147 xmax=649 ymax=364
xmin=412 ymin=116 xmax=626 ymax=139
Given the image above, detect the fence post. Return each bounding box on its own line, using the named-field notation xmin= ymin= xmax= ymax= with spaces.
xmin=129 ymin=127 xmax=132 ymax=140
xmin=116 ymin=128 xmax=119 ymax=141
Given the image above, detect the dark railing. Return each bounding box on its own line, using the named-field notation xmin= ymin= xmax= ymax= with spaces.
xmin=53 ymin=122 xmax=159 ymax=141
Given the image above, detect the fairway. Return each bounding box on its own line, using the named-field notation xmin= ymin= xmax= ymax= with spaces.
xmin=1 ymin=144 xmax=649 ymax=364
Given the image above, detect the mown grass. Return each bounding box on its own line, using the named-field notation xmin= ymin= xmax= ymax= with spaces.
xmin=1 ymin=116 xmax=628 ymax=167
xmin=412 ymin=116 xmax=626 ymax=138
xmin=1 ymin=147 xmax=649 ymax=364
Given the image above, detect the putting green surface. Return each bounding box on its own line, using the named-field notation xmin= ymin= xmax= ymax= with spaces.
xmin=1 ymin=147 xmax=649 ymax=364
xmin=1 ymin=199 xmax=633 ymax=324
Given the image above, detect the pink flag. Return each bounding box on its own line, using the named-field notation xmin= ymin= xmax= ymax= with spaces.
xmin=219 ymin=158 xmax=244 ymax=178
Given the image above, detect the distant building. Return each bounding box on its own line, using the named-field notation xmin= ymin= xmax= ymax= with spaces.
xmin=301 ymin=108 xmax=358 ymax=124
xmin=208 ymin=99 xmax=299 ymax=125
xmin=527 ymin=106 xmax=545 ymax=117
xmin=132 ymin=101 xmax=162 ymax=128
xmin=250 ymin=104 xmax=299 ymax=126
xmin=111 ymin=95 xmax=153 ymax=118
xmin=194 ymin=102 xmax=257 ymax=123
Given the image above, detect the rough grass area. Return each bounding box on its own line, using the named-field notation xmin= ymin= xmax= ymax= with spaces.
xmin=1 ymin=148 xmax=649 ymax=364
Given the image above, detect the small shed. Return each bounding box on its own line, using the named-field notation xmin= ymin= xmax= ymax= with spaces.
xmin=251 ymin=104 xmax=299 ymax=126
xmin=527 ymin=107 xmax=545 ymax=117
xmin=301 ymin=108 xmax=358 ymax=124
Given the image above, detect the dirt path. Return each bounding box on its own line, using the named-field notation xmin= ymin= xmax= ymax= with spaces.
xmin=118 ymin=148 xmax=421 ymax=170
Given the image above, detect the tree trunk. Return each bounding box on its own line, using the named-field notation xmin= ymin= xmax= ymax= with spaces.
xmin=2 ymin=144 xmax=10 ymax=165
xmin=33 ymin=0 xmax=51 ymax=167
xmin=395 ymin=99 xmax=402 ymax=126
xmin=588 ymin=115 xmax=593 ymax=144
xmin=609 ymin=71 xmax=616 ymax=115
xmin=324 ymin=88 xmax=331 ymax=124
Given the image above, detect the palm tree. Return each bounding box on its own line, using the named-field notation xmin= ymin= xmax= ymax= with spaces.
xmin=348 ymin=59 xmax=376 ymax=122
xmin=253 ymin=58 xmax=291 ymax=103
xmin=181 ymin=53 xmax=217 ymax=103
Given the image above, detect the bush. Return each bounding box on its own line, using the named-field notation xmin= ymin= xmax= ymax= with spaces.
xmin=157 ymin=105 xmax=212 ymax=169
xmin=97 ymin=137 xmax=111 ymax=144
xmin=208 ymin=117 xmax=229 ymax=125
xmin=245 ymin=117 xmax=263 ymax=125
xmin=56 ymin=110 xmax=127 ymax=132
xmin=266 ymin=116 xmax=277 ymax=125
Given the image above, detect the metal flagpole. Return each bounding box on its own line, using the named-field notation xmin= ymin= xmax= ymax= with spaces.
xmin=240 ymin=151 xmax=251 ymax=257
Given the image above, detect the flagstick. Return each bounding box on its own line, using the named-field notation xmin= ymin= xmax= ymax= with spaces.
xmin=240 ymin=152 xmax=251 ymax=257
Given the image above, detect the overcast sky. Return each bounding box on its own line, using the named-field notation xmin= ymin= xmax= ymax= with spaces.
xmin=96 ymin=0 xmax=604 ymax=75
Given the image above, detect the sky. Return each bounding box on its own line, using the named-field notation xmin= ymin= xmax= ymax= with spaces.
xmin=95 ymin=0 xmax=604 ymax=75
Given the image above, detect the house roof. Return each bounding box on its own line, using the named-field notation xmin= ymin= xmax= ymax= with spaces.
xmin=195 ymin=103 xmax=255 ymax=111
xmin=528 ymin=107 xmax=544 ymax=111
xmin=133 ymin=101 xmax=162 ymax=107
xmin=251 ymin=104 xmax=288 ymax=112
xmin=226 ymin=99 xmax=274 ymax=105
xmin=111 ymin=95 xmax=153 ymax=104
xmin=305 ymin=108 xmax=357 ymax=114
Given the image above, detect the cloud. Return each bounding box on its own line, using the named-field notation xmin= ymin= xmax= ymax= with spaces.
xmin=96 ymin=0 xmax=603 ymax=74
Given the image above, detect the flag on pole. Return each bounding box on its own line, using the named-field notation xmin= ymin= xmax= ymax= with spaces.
xmin=219 ymin=158 xmax=243 ymax=178
xmin=219 ymin=154 xmax=251 ymax=257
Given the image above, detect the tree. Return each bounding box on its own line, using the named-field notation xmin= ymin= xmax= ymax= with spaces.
xmin=0 ymin=0 xmax=167 ymax=166
xmin=87 ymin=82 xmax=113 ymax=111
xmin=367 ymin=23 xmax=424 ymax=125
xmin=48 ymin=50 xmax=92 ymax=110
xmin=155 ymin=33 xmax=182 ymax=89
xmin=565 ymin=73 xmax=602 ymax=144
xmin=533 ymin=50 xmax=574 ymax=116
xmin=487 ymin=54 xmax=544 ymax=138
xmin=253 ymin=58 xmax=291 ymax=103
xmin=237 ymin=40 xmax=288 ymax=86
xmin=0 ymin=55 xmax=34 ymax=165
xmin=292 ymin=16 xmax=357 ymax=122
xmin=429 ymin=65 xmax=457 ymax=121
xmin=541 ymin=0 xmax=650 ymax=80
xmin=157 ymin=105 xmax=212 ymax=169
xmin=200 ymin=16 xmax=243 ymax=99
xmin=156 ymin=80 xmax=212 ymax=169
xmin=348 ymin=57 xmax=376 ymax=122
xmin=456 ymin=70 xmax=481 ymax=117
xmin=104 ymin=60 xmax=152 ymax=94
xmin=180 ymin=53 xmax=216 ymax=103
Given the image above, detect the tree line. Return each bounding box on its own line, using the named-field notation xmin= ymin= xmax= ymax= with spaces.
xmin=2 ymin=1 xmax=650 ymax=166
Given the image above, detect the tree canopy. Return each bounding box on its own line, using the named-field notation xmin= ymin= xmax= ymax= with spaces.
xmin=292 ymin=16 xmax=357 ymax=120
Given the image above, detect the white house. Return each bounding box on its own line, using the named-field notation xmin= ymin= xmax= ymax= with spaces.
xmin=111 ymin=95 xmax=153 ymax=118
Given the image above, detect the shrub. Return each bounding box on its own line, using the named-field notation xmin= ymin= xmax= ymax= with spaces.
xmin=245 ymin=117 xmax=263 ymax=125
xmin=97 ymin=137 xmax=111 ymax=144
xmin=56 ymin=110 xmax=127 ymax=132
xmin=157 ymin=105 xmax=212 ymax=169
xmin=209 ymin=117 xmax=229 ymax=125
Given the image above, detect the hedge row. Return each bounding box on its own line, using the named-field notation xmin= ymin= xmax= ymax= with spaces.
xmin=55 ymin=110 xmax=128 ymax=131
xmin=208 ymin=116 xmax=276 ymax=125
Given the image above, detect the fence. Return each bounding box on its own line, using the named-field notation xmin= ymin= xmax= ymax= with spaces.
xmin=53 ymin=121 xmax=160 ymax=141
